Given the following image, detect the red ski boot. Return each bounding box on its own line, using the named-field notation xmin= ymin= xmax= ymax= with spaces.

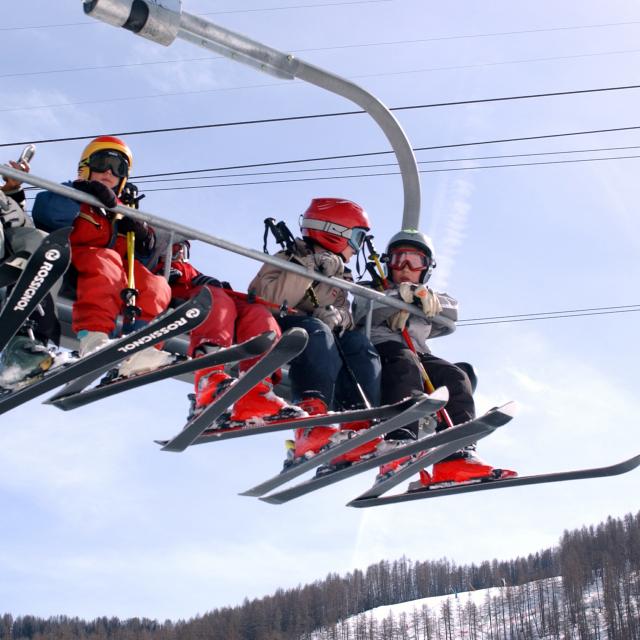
xmin=193 ymin=365 xmax=304 ymax=427
xmin=410 ymin=445 xmax=517 ymax=489
xmin=287 ymin=393 xmax=338 ymax=464
xmin=328 ymin=420 xmax=381 ymax=466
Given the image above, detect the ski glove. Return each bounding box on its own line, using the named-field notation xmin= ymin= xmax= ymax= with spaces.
xmin=387 ymin=308 xmax=410 ymax=333
xmin=72 ymin=179 xmax=117 ymax=209
xmin=313 ymin=251 xmax=344 ymax=277
xmin=398 ymin=282 xmax=442 ymax=318
xmin=191 ymin=273 xmax=232 ymax=289
xmin=117 ymin=217 xmax=156 ymax=256
xmin=313 ymin=305 xmax=348 ymax=336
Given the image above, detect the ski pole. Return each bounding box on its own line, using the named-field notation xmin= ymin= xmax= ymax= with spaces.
xmin=121 ymin=230 xmax=141 ymax=328
xmin=364 ymin=236 xmax=453 ymax=428
xmin=332 ymin=326 xmax=372 ymax=410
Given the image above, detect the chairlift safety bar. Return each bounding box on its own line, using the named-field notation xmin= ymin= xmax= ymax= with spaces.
xmin=0 ymin=164 xmax=454 ymax=336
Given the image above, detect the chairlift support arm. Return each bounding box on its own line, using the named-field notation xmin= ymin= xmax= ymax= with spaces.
xmin=82 ymin=0 xmax=422 ymax=231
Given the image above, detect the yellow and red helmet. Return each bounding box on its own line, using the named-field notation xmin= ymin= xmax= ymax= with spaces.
xmin=77 ymin=135 xmax=133 ymax=195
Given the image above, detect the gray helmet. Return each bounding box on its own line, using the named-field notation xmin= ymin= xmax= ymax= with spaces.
xmin=385 ymin=229 xmax=436 ymax=283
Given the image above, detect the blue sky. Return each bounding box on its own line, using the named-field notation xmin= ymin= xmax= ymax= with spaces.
xmin=1 ymin=0 xmax=639 ymax=621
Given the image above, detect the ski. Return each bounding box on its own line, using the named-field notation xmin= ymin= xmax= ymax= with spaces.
xmin=258 ymin=402 xmax=516 ymax=505
xmin=159 ymin=327 xmax=309 ymax=453
xmin=348 ymin=454 xmax=640 ymax=507
xmin=0 ymin=287 xmax=212 ymax=415
xmin=46 ymin=331 xmax=277 ymax=411
xmin=0 ymin=228 xmax=71 ymax=353
xmin=351 ymin=403 xmax=518 ymax=502
xmin=240 ymin=389 xmax=449 ymax=498
xmin=173 ymin=396 xmax=435 ymax=447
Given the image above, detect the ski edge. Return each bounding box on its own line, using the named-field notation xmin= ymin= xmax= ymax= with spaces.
xmin=348 ymin=454 xmax=640 ymax=508
xmin=239 ymin=390 xmax=448 ymax=498
xmin=160 ymin=327 xmax=309 ymax=453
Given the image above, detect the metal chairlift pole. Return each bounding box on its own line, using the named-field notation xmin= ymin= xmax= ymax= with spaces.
xmin=81 ymin=0 xmax=422 ymax=231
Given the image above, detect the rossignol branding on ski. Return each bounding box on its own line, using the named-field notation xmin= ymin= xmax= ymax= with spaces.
xmin=116 ymin=311 xmax=199 ymax=353
xmin=0 ymin=288 xmax=212 ymax=416
xmin=12 ymin=251 xmax=61 ymax=312
xmin=0 ymin=228 xmax=72 ymax=353
xmin=48 ymin=331 xmax=278 ymax=411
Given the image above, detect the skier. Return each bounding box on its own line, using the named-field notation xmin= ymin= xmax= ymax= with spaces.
xmin=354 ymin=229 xmax=517 ymax=486
xmin=33 ymin=136 xmax=173 ymax=375
xmin=248 ymin=197 xmax=382 ymax=466
xmin=0 ymin=156 xmax=63 ymax=386
xmin=155 ymin=240 xmax=304 ymax=426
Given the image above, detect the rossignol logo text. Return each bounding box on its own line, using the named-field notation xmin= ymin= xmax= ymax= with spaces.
xmin=12 ymin=261 xmax=56 ymax=312
xmin=116 ymin=309 xmax=200 ymax=353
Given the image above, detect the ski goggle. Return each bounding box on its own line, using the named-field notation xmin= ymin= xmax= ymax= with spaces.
xmin=388 ymin=249 xmax=431 ymax=272
xmin=348 ymin=227 xmax=368 ymax=251
xmin=87 ymin=150 xmax=130 ymax=178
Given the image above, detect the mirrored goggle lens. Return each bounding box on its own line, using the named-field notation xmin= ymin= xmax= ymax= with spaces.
xmin=88 ymin=151 xmax=129 ymax=178
xmin=388 ymin=250 xmax=430 ymax=271
xmin=348 ymin=227 xmax=368 ymax=251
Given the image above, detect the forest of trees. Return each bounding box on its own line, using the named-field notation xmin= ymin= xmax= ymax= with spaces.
xmin=2 ymin=511 xmax=638 ymax=640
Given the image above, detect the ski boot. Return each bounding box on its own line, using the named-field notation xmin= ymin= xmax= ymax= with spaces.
xmin=285 ymin=392 xmax=339 ymax=467
xmin=409 ymin=444 xmax=518 ymax=490
xmin=0 ymin=334 xmax=54 ymax=387
xmin=118 ymin=346 xmax=175 ymax=378
xmin=194 ymin=365 xmax=305 ymax=428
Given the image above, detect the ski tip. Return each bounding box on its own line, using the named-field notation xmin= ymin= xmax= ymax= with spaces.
xmin=429 ymin=386 xmax=449 ymax=403
xmin=259 ymin=494 xmax=284 ymax=505
xmin=238 ymin=488 xmax=262 ymax=497
xmin=346 ymin=499 xmax=369 ymax=509
xmin=160 ymin=441 xmax=185 ymax=453
xmin=493 ymin=400 xmax=518 ymax=419
xmin=153 ymin=439 xmax=169 ymax=446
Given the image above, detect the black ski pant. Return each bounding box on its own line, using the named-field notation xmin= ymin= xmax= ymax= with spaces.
xmin=376 ymin=340 xmax=475 ymax=437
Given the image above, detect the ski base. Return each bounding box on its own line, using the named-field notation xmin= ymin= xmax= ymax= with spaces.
xmin=257 ymin=402 xmax=516 ymax=504
xmin=159 ymin=327 xmax=309 ymax=453
xmin=174 ymin=395 xmax=432 ymax=447
xmin=240 ymin=390 xmax=449 ymax=498
xmin=348 ymin=455 xmax=640 ymax=507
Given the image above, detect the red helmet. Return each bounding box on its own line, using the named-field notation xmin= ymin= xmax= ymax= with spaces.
xmin=300 ymin=198 xmax=370 ymax=254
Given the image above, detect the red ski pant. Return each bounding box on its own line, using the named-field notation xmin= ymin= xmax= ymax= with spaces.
xmin=71 ymin=246 xmax=171 ymax=335
xmin=188 ymin=285 xmax=281 ymax=371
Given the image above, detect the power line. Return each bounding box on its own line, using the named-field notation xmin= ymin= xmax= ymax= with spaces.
xmin=3 ymin=42 xmax=639 ymax=81
xmin=115 ymin=144 xmax=640 ymax=185
xmin=3 ymin=86 xmax=640 ymax=148
xmin=3 ymin=62 xmax=640 ymax=113
xmin=457 ymin=307 xmax=640 ymax=326
xmin=0 ymin=0 xmax=391 ymax=31
xmin=93 ymin=152 xmax=640 ymax=193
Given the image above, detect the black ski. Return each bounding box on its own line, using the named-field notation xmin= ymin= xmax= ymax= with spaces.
xmin=240 ymin=389 xmax=449 ymax=498
xmin=348 ymin=454 xmax=640 ymax=507
xmin=0 ymin=228 xmax=71 ymax=353
xmin=351 ymin=403 xmax=519 ymax=502
xmin=0 ymin=287 xmax=212 ymax=415
xmin=176 ymin=395 xmax=435 ymax=447
xmin=258 ymin=402 xmax=516 ymax=504
xmin=46 ymin=331 xmax=278 ymax=411
xmin=159 ymin=327 xmax=309 ymax=453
